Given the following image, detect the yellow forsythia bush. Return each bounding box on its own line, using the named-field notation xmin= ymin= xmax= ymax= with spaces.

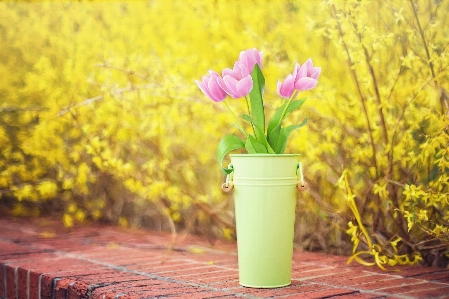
xmin=0 ymin=0 xmax=448 ymax=267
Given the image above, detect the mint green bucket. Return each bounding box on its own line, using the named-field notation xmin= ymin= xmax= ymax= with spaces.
xmin=230 ymin=154 xmax=299 ymax=288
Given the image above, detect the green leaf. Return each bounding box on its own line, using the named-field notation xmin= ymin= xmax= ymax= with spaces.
xmin=267 ymin=98 xmax=306 ymax=137
xmin=245 ymin=135 xmax=267 ymax=154
xmin=268 ymin=123 xmax=282 ymax=152
xmin=217 ymin=135 xmax=245 ymax=174
xmin=273 ymin=117 xmax=309 ymax=154
xmin=249 ymin=64 xmax=265 ymax=137
xmin=241 ymin=114 xmax=275 ymax=154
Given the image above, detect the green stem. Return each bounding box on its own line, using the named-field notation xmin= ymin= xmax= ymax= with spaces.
xmin=245 ymin=96 xmax=257 ymax=137
xmin=223 ymin=101 xmax=248 ymax=137
xmin=278 ymin=90 xmax=299 ymax=126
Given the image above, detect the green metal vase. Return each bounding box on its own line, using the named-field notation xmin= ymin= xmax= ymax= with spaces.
xmin=230 ymin=154 xmax=299 ymax=288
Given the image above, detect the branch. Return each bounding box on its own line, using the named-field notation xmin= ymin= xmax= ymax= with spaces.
xmin=0 ymin=106 xmax=49 ymax=113
xmin=57 ymin=84 xmax=157 ymax=117
xmin=332 ymin=5 xmax=379 ymax=175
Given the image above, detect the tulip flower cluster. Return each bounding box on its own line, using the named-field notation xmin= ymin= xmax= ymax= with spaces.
xmin=196 ymin=49 xmax=263 ymax=101
xmin=196 ymin=49 xmax=321 ymax=173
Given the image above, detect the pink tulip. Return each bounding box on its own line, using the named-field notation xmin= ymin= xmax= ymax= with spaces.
xmin=277 ymin=74 xmax=296 ymax=99
xmin=277 ymin=58 xmax=321 ymax=98
xmin=238 ymin=48 xmax=263 ymax=73
xmin=218 ymin=61 xmax=253 ymax=98
xmin=222 ymin=61 xmax=251 ymax=80
xmin=217 ymin=74 xmax=253 ymax=99
xmin=293 ymin=59 xmax=321 ymax=91
xmin=195 ymin=71 xmax=227 ymax=102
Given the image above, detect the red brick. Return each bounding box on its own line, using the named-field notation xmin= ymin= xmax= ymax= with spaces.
xmin=0 ymin=264 xmax=5 ymax=299
xmin=125 ymin=286 xmax=217 ymax=298
xmin=236 ymin=281 xmax=324 ymax=297
xmin=294 ymin=251 xmax=348 ymax=264
xmin=80 ymin=273 xmax=152 ymax=285
xmin=55 ymin=278 xmax=73 ymax=299
xmin=163 ymin=290 xmax=233 ymax=298
xmin=40 ymin=274 xmax=54 ymax=299
xmin=292 ymin=267 xmax=351 ymax=279
xmin=5 ymin=265 xmax=16 ymax=299
xmin=17 ymin=267 xmax=28 ymax=299
xmin=207 ymin=279 xmax=240 ymax=289
xmin=307 ymin=272 xmax=389 ymax=287
xmin=333 ymin=293 xmax=386 ymax=299
xmin=370 ymin=281 xmax=435 ymax=294
xmin=345 ymin=273 xmax=394 ymax=286
xmin=178 ymin=270 xmax=238 ymax=282
xmin=284 ymin=287 xmax=358 ymax=298
xmin=67 ymin=281 xmax=89 ymax=299
xmin=355 ymin=277 xmax=417 ymax=290
xmin=146 ymin=264 xmax=212 ymax=275
xmin=91 ymin=280 xmax=170 ymax=299
xmin=399 ymin=267 xmax=449 ymax=277
xmin=410 ymin=271 xmax=449 ymax=281
xmin=2 ymin=216 xmax=449 ymax=299
xmin=399 ymin=285 xmax=449 ymax=298
xmin=29 ymin=271 xmax=40 ymax=299
xmin=291 ymin=264 xmax=333 ymax=272
xmin=160 ymin=265 xmax=230 ymax=277
xmin=193 ymin=274 xmax=239 ymax=284
xmin=126 ymin=260 xmax=196 ymax=271
xmin=239 ymin=281 xmax=319 ymax=297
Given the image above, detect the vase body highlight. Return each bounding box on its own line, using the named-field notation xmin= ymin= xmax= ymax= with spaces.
xmin=230 ymin=154 xmax=298 ymax=288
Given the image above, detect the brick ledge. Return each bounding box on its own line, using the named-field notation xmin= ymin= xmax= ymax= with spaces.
xmin=1 ymin=217 xmax=448 ymax=299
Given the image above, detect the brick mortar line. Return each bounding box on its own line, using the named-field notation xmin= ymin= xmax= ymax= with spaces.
xmin=180 ymin=258 xmax=239 ymax=272
xmin=292 ymin=270 xmax=440 ymax=299
xmin=120 ymin=259 xmax=200 ymax=269
xmin=292 ymin=269 xmax=449 ymax=299
xmin=59 ymin=252 xmax=252 ymax=298
xmin=27 ymin=269 xmax=30 ymax=299
xmin=155 ymin=265 xmax=228 ymax=275
xmin=290 ymin=279 xmax=417 ymax=299
xmin=404 ymin=269 xmax=449 ymax=278
xmin=14 ymin=267 xmax=18 ymax=299
xmin=356 ymin=268 xmax=449 ymax=290
xmin=400 ymin=283 xmax=449 ymax=295
xmin=173 ymin=270 xmax=238 ymax=280
xmin=53 ymin=250 xmax=419 ymax=299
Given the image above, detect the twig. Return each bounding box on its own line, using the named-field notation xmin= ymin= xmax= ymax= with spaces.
xmin=385 ymin=179 xmax=405 ymax=188
xmin=57 ymin=84 xmax=157 ymax=117
xmin=0 ymin=106 xmax=49 ymax=113
xmin=409 ymin=0 xmax=443 ymax=112
xmin=332 ymin=5 xmax=379 ymax=174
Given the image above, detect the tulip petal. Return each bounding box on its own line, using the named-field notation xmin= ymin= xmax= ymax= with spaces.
xmin=220 ymin=75 xmax=241 ymax=98
xmin=295 ymin=77 xmax=318 ymax=91
xmin=310 ymin=67 xmax=321 ymax=79
xmin=207 ymin=77 xmax=227 ymax=102
xmin=222 ymin=67 xmax=241 ymax=80
xmin=195 ymin=79 xmax=213 ymax=100
xmin=236 ymin=75 xmax=253 ymax=97
xmin=297 ymin=64 xmax=308 ymax=79
xmin=278 ymin=74 xmax=295 ymax=98
xmin=238 ymin=48 xmax=263 ymax=73
xmin=276 ymin=80 xmax=282 ymax=96
xmin=236 ymin=61 xmax=250 ymax=78
xmin=304 ymin=59 xmax=313 ymax=73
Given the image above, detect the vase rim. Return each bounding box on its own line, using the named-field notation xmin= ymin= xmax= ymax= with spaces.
xmin=230 ymin=154 xmax=300 ymax=157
